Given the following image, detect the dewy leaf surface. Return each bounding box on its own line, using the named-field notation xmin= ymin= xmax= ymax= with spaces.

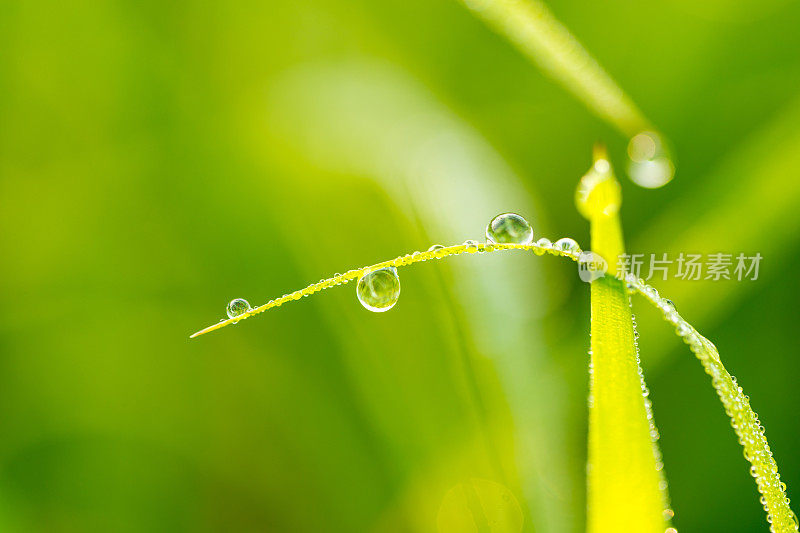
xmin=579 ymin=157 xmax=670 ymax=533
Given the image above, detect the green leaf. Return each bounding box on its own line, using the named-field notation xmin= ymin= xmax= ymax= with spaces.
xmin=578 ymin=153 xmax=671 ymax=532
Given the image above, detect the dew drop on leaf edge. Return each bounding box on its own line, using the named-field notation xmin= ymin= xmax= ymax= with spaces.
xmin=485 ymin=212 xmax=534 ymax=245
xmin=534 ymin=237 xmax=551 ymax=256
xmin=554 ymin=237 xmax=581 ymax=254
xmin=226 ymin=298 xmax=252 ymax=319
xmin=357 ymin=267 xmax=401 ymax=312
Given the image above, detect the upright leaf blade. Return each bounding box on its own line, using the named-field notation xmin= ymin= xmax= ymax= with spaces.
xmin=580 ymin=156 xmax=670 ymax=532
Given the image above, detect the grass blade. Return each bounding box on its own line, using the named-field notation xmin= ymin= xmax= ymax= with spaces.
xmin=578 ymin=153 xmax=671 ymax=532
xmin=458 ymin=0 xmax=650 ymax=137
xmin=627 ymin=274 xmax=800 ymax=532
xmin=191 ymin=242 xmax=571 ymax=338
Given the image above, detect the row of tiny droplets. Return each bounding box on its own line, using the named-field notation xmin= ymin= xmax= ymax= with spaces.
xmin=624 ymin=273 xmax=799 ymax=533
xmin=235 ymin=238 xmax=582 ymax=322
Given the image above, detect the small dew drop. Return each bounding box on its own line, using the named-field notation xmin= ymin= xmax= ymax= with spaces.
xmin=226 ymin=298 xmax=252 ymax=319
xmin=428 ymin=244 xmax=445 ymax=252
xmin=464 ymin=240 xmax=480 ymax=253
xmin=643 ymin=285 xmax=660 ymax=300
xmin=553 ymin=237 xmax=581 ymax=255
xmin=485 ymin=212 xmax=534 ymax=245
xmin=534 ymin=237 xmax=551 ymax=256
xmin=661 ymin=299 xmax=677 ymax=312
xmin=356 ymin=267 xmax=400 ymax=312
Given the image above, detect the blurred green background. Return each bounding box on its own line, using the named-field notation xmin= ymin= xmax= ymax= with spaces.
xmin=1 ymin=0 xmax=800 ymax=531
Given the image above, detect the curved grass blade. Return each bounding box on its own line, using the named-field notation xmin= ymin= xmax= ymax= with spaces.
xmin=578 ymin=152 xmax=671 ymax=532
xmin=626 ymin=273 xmax=799 ymax=533
xmin=191 ymin=242 xmax=575 ymax=338
xmin=264 ymin=61 xmax=570 ymax=530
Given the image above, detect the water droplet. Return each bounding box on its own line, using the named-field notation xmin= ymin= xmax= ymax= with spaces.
xmin=534 ymin=237 xmax=551 ymax=255
xmin=226 ymin=298 xmax=252 ymax=319
xmin=628 ymin=131 xmax=675 ymax=189
xmin=660 ymin=299 xmax=677 ymax=314
xmin=428 ymin=244 xmax=445 ymax=252
xmin=553 ymin=237 xmax=581 ymax=255
xmin=356 ymin=267 xmax=400 ymax=312
xmin=464 ymin=240 xmax=479 ymax=253
xmin=664 ymin=310 xmax=680 ymax=325
xmin=485 ymin=212 xmax=534 ymax=245
xmin=629 ymin=131 xmax=659 ymax=161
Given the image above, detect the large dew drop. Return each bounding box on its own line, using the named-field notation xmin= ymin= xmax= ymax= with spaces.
xmin=485 ymin=212 xmax=534 ymax=245
xmin=627 ymin=131 xmax=674 ymax=189
xmin=226 ymin=298 xmax=252 ymax=319
xmin=357 ymin=267 xmax=400 ymax=312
